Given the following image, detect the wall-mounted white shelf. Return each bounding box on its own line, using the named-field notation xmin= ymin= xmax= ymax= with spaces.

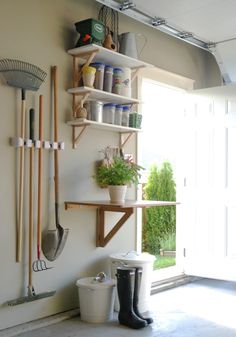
xmin=67 ymin=43 xmax=151 ymax=149
xmin=67 ymin=86 xmax=140 ymax=105
xmin=67 ymin=119 xmax=141 ymax=149
xmin=67 ymin=44 xmax=153 ymax=70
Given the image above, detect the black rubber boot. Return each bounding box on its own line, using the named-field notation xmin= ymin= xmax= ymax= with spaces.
xmin=116 ymin=267 xmax=148 ymax=329
xmin=133 ymin=267 xmax=153 ymax=324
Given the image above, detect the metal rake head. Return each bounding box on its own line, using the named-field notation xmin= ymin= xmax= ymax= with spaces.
xmin=0 ymin=58 xmax=47 ymax=91
xmin=32 ymin=259 xmax=52 ymax=272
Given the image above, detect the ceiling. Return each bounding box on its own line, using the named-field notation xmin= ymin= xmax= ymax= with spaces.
xmin=96 ymin=0 xmax=236 ymax=83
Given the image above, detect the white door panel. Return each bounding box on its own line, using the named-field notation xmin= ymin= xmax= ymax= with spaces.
xmin=183 ymin=91 xmax=236 ymax=281
xmin=227 ymin=206 xmax=236 ymax=256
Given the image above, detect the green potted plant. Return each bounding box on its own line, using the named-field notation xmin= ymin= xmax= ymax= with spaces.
xmin=95 ymin=156 xmax=143 ymax=203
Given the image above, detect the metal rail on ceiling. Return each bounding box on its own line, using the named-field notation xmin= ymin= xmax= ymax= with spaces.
xmin=95 ymin=0 xmax=232 ymax=83
xmin=95 ymin=0 xmax=212 ymax=51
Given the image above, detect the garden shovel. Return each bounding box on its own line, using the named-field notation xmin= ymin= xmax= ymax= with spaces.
xmin=42 ymin=66 xmax=68 ymax=261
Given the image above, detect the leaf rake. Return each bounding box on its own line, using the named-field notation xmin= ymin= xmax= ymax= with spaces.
xmin=0 ymin=58 xmax=46 ymax=91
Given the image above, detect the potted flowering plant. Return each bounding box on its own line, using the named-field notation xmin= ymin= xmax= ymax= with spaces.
xmin=95 ymin=156 xmax=143 ymax=203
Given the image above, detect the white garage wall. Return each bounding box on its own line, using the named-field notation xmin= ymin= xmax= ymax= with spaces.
xmin=0 ymin=0 xmax=221 ymax=330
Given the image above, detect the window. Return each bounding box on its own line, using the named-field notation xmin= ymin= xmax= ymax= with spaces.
xmin=136 ymin=68 xmax=194 ymax=279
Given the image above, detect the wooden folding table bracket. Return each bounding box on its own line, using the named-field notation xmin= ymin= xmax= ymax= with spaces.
xmin=64 ymin=200 xmax=179 ymax=247
xmin=96 ymin=206 xmax=134 ymax=247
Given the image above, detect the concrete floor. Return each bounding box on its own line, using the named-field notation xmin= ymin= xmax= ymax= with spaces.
xmin=3 ymin=277 xmax=236 ymax=337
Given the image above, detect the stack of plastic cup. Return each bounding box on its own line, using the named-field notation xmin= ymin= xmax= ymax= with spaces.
xmin=82 ymin=65 xmax=96 ymax=87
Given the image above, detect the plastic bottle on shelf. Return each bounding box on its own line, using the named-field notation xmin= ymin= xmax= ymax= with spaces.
xmin=122 ymin=105 xmax=131 ymax=127
xmin=103 ymin=65 xmax=114 ymax=92
xmin=115 ymin=105 xmax=123 ymax=125
xmin=90 ymin=62 xmax=105 ymax=90
xmin=112 ymin=67 xmax=123 ymax=95
xmin=103 ymin=103 xmax=116 ymax=124
xmin=85 ymin=101 xmax=103 ymax=122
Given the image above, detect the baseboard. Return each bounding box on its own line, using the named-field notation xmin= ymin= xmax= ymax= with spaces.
xmin=0 ymin=308 xmax=80 ymax=337
xmin=151 ymin=275 xmax=198 ymax=294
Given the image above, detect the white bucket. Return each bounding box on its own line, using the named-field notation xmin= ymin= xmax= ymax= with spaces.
xmin=120 ymin=67 xmax=131 ymax=97
xmin=76 ymin=277 xmax=116 ymax=323
xmin=110 ymin=251 xmax=155 ymax=313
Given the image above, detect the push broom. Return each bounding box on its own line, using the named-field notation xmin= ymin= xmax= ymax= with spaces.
xmin=0 ymin=59 xmax=46 ymax=262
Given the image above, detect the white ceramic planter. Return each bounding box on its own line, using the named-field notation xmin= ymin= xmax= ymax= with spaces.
xmin=108 ymin=185 xmax=127 ymax=203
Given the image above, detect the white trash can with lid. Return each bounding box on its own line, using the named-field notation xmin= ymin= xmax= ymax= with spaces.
xmin=110 ymin=251 xmax=155 ymax=313
xmin=76 ymin=276 xmax=116 ymax=323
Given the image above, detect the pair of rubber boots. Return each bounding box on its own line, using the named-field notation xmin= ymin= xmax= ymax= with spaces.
xmin=116 ymin=266 xmax=153 ymax=329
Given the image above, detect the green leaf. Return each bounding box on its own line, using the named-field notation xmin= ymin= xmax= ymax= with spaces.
xmin=95 ymin=157 xmax=144 ymax=186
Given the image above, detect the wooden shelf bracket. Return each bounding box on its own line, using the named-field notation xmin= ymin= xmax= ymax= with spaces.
xmin=120 ymin=132 xmax=135 ymax=148
xmin=72 ymin=91 xmax=91 ymax=119
xmin=131 ymin=65 xmax=146 ymax=83
xmin=72 ymin=125 xmax=88 ymax=148
xmin=72 ymin=50 xmax=99 ymax=89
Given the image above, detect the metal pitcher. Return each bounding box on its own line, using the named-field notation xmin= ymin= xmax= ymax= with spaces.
xmin=119 ymin=32 xmax=147 ymax=59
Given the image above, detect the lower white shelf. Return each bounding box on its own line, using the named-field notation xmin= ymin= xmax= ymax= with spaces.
xmin=67 ymin=119 xmax=141 ymax=133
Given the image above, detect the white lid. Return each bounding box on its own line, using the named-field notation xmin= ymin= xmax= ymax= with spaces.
xmin=110 ymin=251 xmax=155 ymax=263
xmin=76 ymin=277 xmax=116 ymax=289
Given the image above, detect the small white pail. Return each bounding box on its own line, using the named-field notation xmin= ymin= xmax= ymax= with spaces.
xmin=76 ymin=277 xmax=116 ymax=323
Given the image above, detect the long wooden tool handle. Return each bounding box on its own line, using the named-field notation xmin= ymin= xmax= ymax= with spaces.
xmin=37 ymin=95 xmax=43 ymax=260
xmin=52 ymin=66 xmax=59 ymax=205
xmin=17 ymin=89 xmax=26 ymax=263
xmin=29 ymin=108 xmax=34 ymax=288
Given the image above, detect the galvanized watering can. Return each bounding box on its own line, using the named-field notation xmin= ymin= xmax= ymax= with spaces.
xmin=119 ymin=32 xmax=147 ymax=59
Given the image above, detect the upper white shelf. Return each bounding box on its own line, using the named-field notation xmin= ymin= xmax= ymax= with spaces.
xmin=67 ymin=44 xmax=153 ymax=69
xmin=67 ymin=86 xmax=140 ymax=104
